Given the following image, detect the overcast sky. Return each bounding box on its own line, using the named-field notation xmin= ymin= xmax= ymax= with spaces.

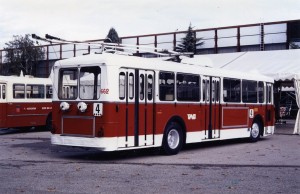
xmin=0 ymin=0 xmax=299 ymax=49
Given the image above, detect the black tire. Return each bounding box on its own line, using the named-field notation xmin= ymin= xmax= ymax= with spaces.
xmin=250 ymin=120 xmax=261 ymax=142
xmin=162 ymin=122 xmax=183 ymax=155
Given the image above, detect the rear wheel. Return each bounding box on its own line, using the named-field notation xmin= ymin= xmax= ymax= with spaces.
xmin=162 ymin=123 xmax=183 ymax=155
xmin=250 ymin=120 xmax=261 ymax=142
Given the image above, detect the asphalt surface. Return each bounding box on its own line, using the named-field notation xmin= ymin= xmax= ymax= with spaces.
xmin=0 ymin=121 xmax=299 ymax=194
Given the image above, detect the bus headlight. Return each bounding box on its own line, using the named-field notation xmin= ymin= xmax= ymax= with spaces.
xmin=77 ymin=102 xmax=88 ymax=112
xmin=60 ymin=102 xmax=70 ymax=111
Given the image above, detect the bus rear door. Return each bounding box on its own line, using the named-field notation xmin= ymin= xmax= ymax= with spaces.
xmin=211 ymin=77 xmax=221 ymax=138
xmin=202 ymin=76 xmax=221 ymax=139
xmin=137 ymin=70 xmax=155 ymax=146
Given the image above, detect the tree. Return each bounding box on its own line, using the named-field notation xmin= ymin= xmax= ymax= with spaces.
xmin=105 ymin=27 xmax=121 ymax=43
xmin=3 ymin=34 xmax=45 ymax=76
xmin=176 ymin=23 xmax=204 ymax=54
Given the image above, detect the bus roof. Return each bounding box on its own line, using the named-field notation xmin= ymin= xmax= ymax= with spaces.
xmin=53 ymin=53 xmax=274 ymax=83
xmin=0 ymin=75 xmax=52 ymax=85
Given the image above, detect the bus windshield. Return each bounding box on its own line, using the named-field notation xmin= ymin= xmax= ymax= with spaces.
xmin=79 ymin=66 xmax=101 ymax=100
xmin=58 ymin=66 xmax=101 ymax=100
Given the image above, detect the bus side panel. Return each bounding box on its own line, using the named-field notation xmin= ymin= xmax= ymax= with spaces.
xmin=6 ymin=102 xmax=52 ymax=128
xmin=0 ymin=103 xmax=7 ymax=128
xmin=115 ymin=102 xmax=156 ymax=138
xmin=211 ymin=103 xmax=221 ymax=138
xmin=155 ymin=103 xmax=203 ymax=134
xmin=265 ymin=104 xmax=275 ymax=126
xmin=264 ymin=104 xmax=275 ymax=135
xmin=138 ymin=103 xmax=146 ymax=145
xmin=221 ymin=106 xmax=249 ymax=128
xmin=126 ymin=102 xmax=135 ymax=146
xmin=146 ymin=103 xmax=154 ymax=143
xmin=176 ymin=103 xmax=202 ymax=132
xmin=95 ymin=103 xmax=120 ymax=138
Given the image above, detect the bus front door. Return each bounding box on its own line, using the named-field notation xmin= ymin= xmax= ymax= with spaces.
xmin=202 ymin=76 xmax=220 ymax=139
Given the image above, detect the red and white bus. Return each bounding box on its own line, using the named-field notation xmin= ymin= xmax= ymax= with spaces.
xmin=0 ymin=75 xmax=52 ymax=130
xmin=51 ymin=52 xmax=275 ymax=155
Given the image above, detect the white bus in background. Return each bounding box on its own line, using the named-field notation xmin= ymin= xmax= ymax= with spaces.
xmin=0 ymin=75 xmax=52 ymax=130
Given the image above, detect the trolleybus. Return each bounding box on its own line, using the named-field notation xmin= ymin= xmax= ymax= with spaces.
xmin=50 ymin=51 xmax=274 ymax=155
xmin=0 ymin=75 xmax=53 ymax=130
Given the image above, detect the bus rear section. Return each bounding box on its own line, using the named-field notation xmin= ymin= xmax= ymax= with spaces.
xmin=51 ymin=62 xmax=157 ymax=151
xmin=51 ymin=65 xmax=116 ymax=151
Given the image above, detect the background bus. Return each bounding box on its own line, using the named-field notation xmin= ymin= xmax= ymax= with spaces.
xmin=0 ymin=75 xmax=52 ymax=130
xmin=51 ymin=52 xmax=275 ymax=155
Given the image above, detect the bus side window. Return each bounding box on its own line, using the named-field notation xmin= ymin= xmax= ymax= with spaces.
xmin=129 ymin=73 xmax=134 ymax=99
xmin=212 ymin=80 xmax=215 ymax=102
xmin=159 ymin=71 xmax=174 ymax=101
xmin=26 ymin=85 xmax=31 ymax=98
xmin=202 ymin=80 xmax=206 ymax=101
xmin=214 ymin=80 xmax=220 ymax=102
xmin=202 ymin=79 xmax=210 ymax=102
xmin=147 ymin=74 xmax=153 ymax=101
xmin=223 ymin=78 xmax=241 ymax=102
xmin=177 ymin=73 xmax=200 ymax=101
xmin=217 ymin=81 xmax=220 ymax=102
xmin=119 ymin=72 xmax=125 ymax=100
xmin=27 ymin=85 xmax=45 ymax=98
xmin=258 ymin=81 xmax=264 ymax=103
xmin=2 ymin=85 xmax=5 ymax=99
xmin=267 ymin=84 xmax=273 ymax=104
xmin=13 ymin=84 xmax=25 ymax=99
xmin=140 ymin=74 xmax=145 ymax=100
xmin=242 ymin=80 xmax=257 ymax=103
xmin=46 ymin=85 xmax=53 ymax=99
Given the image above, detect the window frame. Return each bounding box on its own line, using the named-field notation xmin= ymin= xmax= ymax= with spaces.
xmin=242 ymin=80 xmax=258 ymax=103
xmin=223 ymin=78 xmax=241 ymax=103
xmin=26 ymin=84 xmax=45 ymax=99
xmin=176 ymin=73 xmax=200 ymax=102
xmin=79 ymin=66 xmax=101 ymax=100
xmin=58 ymin=68 xmax=78 ymax=100
xmin=159 ymin=71 xmax=175 ymax=101
xmin=13 ymin=84 xmax=25 ymax=99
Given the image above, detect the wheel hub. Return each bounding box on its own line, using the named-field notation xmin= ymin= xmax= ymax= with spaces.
xmin=251 ymin=123 xmax=260 ymax=138
xmin=167 ymin=129 xmax=179 ymax=149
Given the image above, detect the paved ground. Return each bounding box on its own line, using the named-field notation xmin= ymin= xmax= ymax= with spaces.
xmin=0 ymin=121 xmax=299 ymax=193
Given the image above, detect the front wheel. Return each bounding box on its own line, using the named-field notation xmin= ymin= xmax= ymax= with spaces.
xmin=162 ymin=123 xmax=183 ymax=155
xmin=250 ymin=120 xmax=261 ymax=142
